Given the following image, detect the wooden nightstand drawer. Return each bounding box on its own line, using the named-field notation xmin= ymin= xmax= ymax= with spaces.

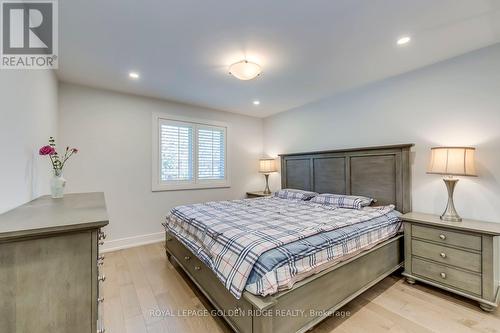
xmin=412 ymin=224 xmax=481 ymax=251
xmin=412 ymin=257 xmax=481 ymax=296
xmin=412 ymin=239 xmax=481 ymax=272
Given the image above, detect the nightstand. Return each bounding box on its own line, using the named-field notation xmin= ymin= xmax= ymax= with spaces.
xmin=402 ymin=212 xmax=500 ymax=312
xmin=246 ymin=191 xmax=272 ymax=198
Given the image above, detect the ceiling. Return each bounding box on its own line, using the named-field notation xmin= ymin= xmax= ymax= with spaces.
xmin=57 ymin=0 xmax=500 ymax=117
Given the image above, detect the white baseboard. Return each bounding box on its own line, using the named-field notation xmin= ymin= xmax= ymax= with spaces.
xmin=101 ymin=231 xmax=164 ymax=253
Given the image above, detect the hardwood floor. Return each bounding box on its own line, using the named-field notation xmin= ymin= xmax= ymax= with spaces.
xmin=102 ymin=243 xmax=500 ymax=333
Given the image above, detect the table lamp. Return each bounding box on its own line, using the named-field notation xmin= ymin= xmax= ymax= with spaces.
xmin=259 ymin=158 xmax=277 ymax=194
xmin=427 ymin=147 xmax=477 ymax=222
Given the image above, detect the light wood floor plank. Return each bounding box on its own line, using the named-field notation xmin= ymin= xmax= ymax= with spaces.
xmin=119 ymin=283 xmax=143 ymax=320
xmin=155 ymin=291 xmax=198 ymax=333
xmin=101 ymin=243 xmax=499 ymax=333
xmin=123 ymin=246 xmax=163 ymax=325
xmin=125 ymin=314 xmax=148 ymax=333
xmin=102 ymin=251 xmax=121 ymax=299
xmin=146 ymin=320 xmax=168 ymax=333
xmin=114 ymin=250 xmax=133 ymax=286
xmin=103 ymin=296 xmax=126 ymax=333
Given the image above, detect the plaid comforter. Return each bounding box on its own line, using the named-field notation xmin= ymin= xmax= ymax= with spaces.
xmin=245 ymin=211 xmax=401 ymax=296
xmin=165 ymin=197 xmax=398 ymax=299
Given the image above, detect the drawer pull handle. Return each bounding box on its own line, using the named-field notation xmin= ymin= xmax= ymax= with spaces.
xmin=439 ymin=234 xmax=446 ymax=240
xmin=98 ymin=275 xmax=106 ymax=283
xmin=98 ymin=255 xmax=105 ymax=261
xmin=194 ymin=266 xmax=201 ymax=271
xmin=98 ymin=241 xmax=104 ymax=246
xmin=184 ymin=256 xmax=191 ymax=261
xmin=440 ymin=272 xmax=446 ymax=279
xmin=98 ymin=297 xmax=104 ymax=303
xmin=440 ymin=252 xmax=446 ymax=258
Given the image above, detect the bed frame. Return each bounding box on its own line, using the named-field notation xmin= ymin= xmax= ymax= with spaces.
xmin=165 ymin=144 xmax=413 ymax=333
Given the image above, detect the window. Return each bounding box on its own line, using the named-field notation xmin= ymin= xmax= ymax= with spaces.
xmin=152 ymin=114 xmax=229 ymax=191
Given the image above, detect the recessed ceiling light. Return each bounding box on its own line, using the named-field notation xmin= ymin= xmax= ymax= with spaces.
xmin=253 ymin=100 xmax=260 ymax=105
xmin=397 ymin=36 xmax=411 ymax=46
xmin=129 ymin=72 xmax=140 ymax=79
xmin=229 ymin=60 xmax=262 ymax=80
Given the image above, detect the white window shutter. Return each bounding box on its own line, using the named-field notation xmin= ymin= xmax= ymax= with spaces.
xmin=197 ymin=127 xmax=225 ymax=180
xmin=160 ymin=123 xmax=194 ymax=181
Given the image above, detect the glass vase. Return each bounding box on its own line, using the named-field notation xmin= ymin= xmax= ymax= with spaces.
xmin=50 ymin=169 xmax=66 ymax=199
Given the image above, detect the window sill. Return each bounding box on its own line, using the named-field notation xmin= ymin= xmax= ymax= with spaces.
xmin=152 ymin=181 xmax=231 ymax=192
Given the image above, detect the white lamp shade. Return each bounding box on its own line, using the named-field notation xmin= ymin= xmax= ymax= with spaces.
xmin=427 ymin=147 xmax=477 ymax=176
xmin=229 ymin=61 xmax=262 ymax=80
xmin=259 ymin=159 xmax=277 ymax=173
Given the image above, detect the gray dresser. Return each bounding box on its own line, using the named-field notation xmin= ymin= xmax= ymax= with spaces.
xmin=402 ymin=212 xmax=500 ymax=312
xmin=0 ymin=192 xmax=109 ymax=333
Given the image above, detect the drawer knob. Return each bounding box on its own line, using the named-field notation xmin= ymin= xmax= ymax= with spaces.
xmin=98 ymin=240 xmax=104 ymax=246
xmin=440 ymin=252 xmax=447 ymax=258
xmin=439 ymin=234 xmax=446 ymax=240
xmin=98 ymin=275 xmax=106 ymax=282
xmin=184 ymin=256 xmax=191 ymax=261
xmin=194 ymin=266 xmax=201 ymax=271
xmin=440 ymin=272 xmax=446 ymax=279
xmin=98 ymin=297 xmax=104 ymax=303
xmin=98 ymin=255 xmax=105 ymax=261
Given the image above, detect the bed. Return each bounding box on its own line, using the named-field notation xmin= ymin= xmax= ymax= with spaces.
xmin=164 ymin=144 xmax=413 ymax=333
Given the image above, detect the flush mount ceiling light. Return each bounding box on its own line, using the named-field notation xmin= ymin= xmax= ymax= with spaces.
xmin=397 ymin=36 xmax=411 ymax=46
xmin=253 ymin=100 xmax=260 ymax=105
xmin=129 ymin=72 xmax=140 ymax=79
xmin=229 ymin=60 xmax=262 ymax=80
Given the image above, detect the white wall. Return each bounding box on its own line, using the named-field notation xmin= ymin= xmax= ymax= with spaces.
xmin=0 ymin=71 xmax=58 ymax=213
xmin=264 ymin=44 xmax=500 ymax=223
xmin=59 ymin=83 xmax=263 ymax=250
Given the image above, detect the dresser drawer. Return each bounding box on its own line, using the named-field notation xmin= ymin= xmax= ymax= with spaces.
xmin=412 ymin=239 xmax=481 ymax=272
xmin=166 ymin=234 xmax=252 ymax=333
xmin=412 ymin=257 xmax=482 ymax=296
xmin=412 ymin=224 xmax=481 ymax=251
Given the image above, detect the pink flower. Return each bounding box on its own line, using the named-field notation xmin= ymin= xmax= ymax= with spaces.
xmin=39 ymin=145 xmax=56 ymax=156
xmin=71 ymin=148 xmax=79 ymax=154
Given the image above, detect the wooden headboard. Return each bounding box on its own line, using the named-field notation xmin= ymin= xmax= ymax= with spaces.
xmin=280 ymin=144 xmax=413 ymax=213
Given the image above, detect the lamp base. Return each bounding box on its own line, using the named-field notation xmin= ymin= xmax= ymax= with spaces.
xmin=263 ymin=174 xmax=271 ymax=194
xmin=440 ymin=178 xmax=462 ymax=222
